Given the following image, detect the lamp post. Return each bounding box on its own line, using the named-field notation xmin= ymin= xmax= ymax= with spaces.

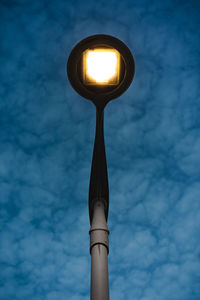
xmin=67 ymin=34 xmax=135 ymax=300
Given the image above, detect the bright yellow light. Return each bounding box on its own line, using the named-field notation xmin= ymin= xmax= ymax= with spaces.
xmin=83 ymin=48 xmax=120 ymax=85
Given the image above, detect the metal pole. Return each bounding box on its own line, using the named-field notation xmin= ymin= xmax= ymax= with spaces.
xmin=88 ymin=107 xmax=110 ymax=300
xmin=89 ymin=201 xmax=109 ymax=300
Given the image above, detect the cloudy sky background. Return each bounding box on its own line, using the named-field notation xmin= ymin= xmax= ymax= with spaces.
xmin=0 ymin=0 xmax=200 ymax=299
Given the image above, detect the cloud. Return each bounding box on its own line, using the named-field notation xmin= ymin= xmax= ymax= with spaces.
xmin=0 ymin=0 xmax=200 ymax=299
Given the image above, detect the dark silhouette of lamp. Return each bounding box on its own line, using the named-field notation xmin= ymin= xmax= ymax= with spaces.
xmin=67 ymin=34 xmax=135 ymax=300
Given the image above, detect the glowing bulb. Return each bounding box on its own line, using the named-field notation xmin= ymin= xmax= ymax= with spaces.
xmin=83 ymin=48 xmax=120 ymax=85
xmin=87 ymin=51 xmax=117 ymax=82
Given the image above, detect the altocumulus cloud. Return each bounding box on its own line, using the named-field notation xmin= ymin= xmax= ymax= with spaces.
xmin=0 ymin=0 xmax=200 ymax=299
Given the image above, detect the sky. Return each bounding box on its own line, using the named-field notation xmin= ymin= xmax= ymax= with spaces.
xmin=0 ymin=0 xmax=200 ymax=299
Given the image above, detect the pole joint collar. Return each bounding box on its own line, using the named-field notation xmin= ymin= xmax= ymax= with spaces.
xmin=89 ymin=228 xmax=109 ymax=254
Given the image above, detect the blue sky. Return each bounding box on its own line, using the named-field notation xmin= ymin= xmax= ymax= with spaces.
xmin=0 ymin=0 xmax=200 ymax=299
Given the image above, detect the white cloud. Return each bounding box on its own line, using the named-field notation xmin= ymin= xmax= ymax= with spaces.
xmin=0 ymin=0 xmax=199 ymax=299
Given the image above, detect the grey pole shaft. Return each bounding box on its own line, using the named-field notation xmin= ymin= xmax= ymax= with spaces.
xmin=89 ymin=201 xmax=109 ymax=300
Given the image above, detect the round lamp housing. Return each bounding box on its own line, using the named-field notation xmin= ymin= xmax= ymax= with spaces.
xmin=67 ymin=34 xmax=135 ymax=109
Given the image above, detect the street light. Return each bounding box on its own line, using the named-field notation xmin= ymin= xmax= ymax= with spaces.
xmin=67 ymin=34 xmax=135 ymax=300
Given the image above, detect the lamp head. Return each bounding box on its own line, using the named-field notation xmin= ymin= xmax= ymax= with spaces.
xmin=67 ymin=34 xmax=135 ymax=109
